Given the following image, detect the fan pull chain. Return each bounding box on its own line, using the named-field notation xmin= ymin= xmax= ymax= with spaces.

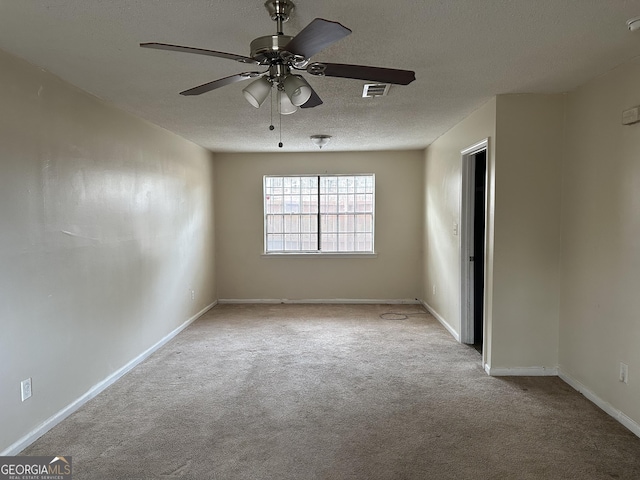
xmin=269 ymin=85 xmax=275 ymax=132
xmin=278 ymin=89 xmax=283 ymax=148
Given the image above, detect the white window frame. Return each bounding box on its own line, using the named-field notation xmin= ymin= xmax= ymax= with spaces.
xmin=263 ymin=174 xmax=376 ymax=255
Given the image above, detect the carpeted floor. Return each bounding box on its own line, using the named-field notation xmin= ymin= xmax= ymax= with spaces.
xmin=22 ymin=304 xmax=640 ymax=479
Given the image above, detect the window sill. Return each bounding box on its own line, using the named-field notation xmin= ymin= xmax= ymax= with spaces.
xmin=262 ymin=252 xmax=377 ymax=259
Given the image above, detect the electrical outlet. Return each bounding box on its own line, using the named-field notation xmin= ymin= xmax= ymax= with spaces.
xmin=432 ymin=285 xmax=437 ymax=295
xmin=21 ymin=378 xmax=32 ymax=402
xmin=622 ymin=107 xmax=639 ymax=125
xmin=620 ymin=363 xmax=629 ymax=384
xmin=190 ymin=289 xmax=195 ymax=301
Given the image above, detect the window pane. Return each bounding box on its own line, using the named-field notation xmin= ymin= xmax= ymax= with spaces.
xmin=267 ymin=234 xmax=284 ymax=251
xmin=365 ymin=176 xmax=373 ymax=192
xmin=267 ymin=215 xmax=283 ymax=232
xmin=338 ymin=215 xmax=353 ymax=232
xmin=302 ymin=195 xmax=313 ymax=213
xmin=321 ymin=233 xmax=337 ymax=252
xmin=321 ymin=194 xmax=338 ymax=213
xmin=284 ymin=215 xmax=300 ymax=233
xmin=285 ymin=234 xmax=299 ymax=251
xmin=321 ymin=176 xmax=337 ymax=194
xmin=300 ymin=215 xmax=317 ymax=233
xmin=338 ymin=176 xmax=350 ymax=194
xmin=265 ymin=177 xmax=283 ymax=195
xmin=366 ymin=194 xmax=374 ymax=212
xmin=322 ymin=214 xmax=337 ymax=233
xmin=301 ymin=233 xmax=317 ymax=251
xmin=355 ymin=233 xmax=370 ymax=252
xmin=285 ymin=195 xmax=301 ymax=213
xmin=355 ymin=214 xmax=371 ymax=232
xmin=338 ymin=233 xmax=355 ymax=252
xmin=338 ymin=195 xmax=348 ymax=213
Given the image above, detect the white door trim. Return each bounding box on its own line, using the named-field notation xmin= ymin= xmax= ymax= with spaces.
xmin=460 ymin=139 xmax=489 ymax=345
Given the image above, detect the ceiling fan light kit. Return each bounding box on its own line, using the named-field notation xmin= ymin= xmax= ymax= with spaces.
xmin=279 ymin=91 xmax=298 ymax=115
xmin=140 ymin=0 xmax=415 ymax=145
xmin=242 ymin=76 xmax=272 ymax=108
xmin=283 ymin=74 xmax=313 ymax=107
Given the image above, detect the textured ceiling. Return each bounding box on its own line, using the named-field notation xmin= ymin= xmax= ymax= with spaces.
xmin=0 ymin=1 xmax=639 ymax=152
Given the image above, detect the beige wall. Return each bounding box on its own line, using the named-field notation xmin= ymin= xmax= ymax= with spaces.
xmin=491 ymin=94 xmax=564 ymax=370
xmin=0 ymin=49 xmax=217 ymax=452
xmin=560 ymin=60 xmax=640 ymax=425
xmin=215 ymin=151 xmax=423 ymax=301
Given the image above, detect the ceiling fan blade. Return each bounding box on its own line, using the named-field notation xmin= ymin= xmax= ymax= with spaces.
xmin=307 ymin=62 xmax=416 ymax=85
xmin=140 ymin=42 xmax=258 ymax=64
xmin=283 ymin=18 xmax=351 ymax=59
xmin=300 ymin=87 xmax=323 ymax=109
xmin=180 ymin=72 xmax=264 ymax=96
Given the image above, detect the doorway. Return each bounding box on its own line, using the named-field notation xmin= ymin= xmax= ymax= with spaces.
xmin=460 ymin=139 xmax=488 ymax=352
xmin=471 ymin=150 xmax=486 ymax=352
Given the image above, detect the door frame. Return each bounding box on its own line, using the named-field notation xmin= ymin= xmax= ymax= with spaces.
xmin=460 ymin=139 xmax=489 ymax=345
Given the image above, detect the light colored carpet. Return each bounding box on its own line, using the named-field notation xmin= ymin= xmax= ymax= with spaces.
xmin=22 ymin=304 xmax=640 ymax=479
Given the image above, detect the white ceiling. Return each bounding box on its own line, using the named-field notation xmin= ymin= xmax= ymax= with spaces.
xmin=1 ymin=1 xmax=639 ymax=153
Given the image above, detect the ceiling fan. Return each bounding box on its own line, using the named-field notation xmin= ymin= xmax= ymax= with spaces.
xmin=140 ymin=0 xmax=416 ymax=116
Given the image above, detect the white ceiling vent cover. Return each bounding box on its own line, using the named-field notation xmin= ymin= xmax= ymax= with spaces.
xmin=362 ymin=83 xmax=391 ymax=98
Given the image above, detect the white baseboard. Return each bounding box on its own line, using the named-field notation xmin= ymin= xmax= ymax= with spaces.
xmin=559 ymin=369 xmax=640 ymax=439
xmin=1 ymin=301 xmax=217 ymax=456
xmin=418 ymin=299 xmax=461 ymax=342
xmin=217 ymin=298 xmax=421 ymax=305
xmin=487 ymin=366 xmax=559 ymax=376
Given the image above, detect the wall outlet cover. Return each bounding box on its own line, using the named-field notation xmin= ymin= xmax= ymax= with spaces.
xmin=21 ymin=378 xmax=32 ymax=401
xmin=620 ymin=362 xmax=629 ymax=384
xmin=622 ymin=107 xmax=639 ymax=125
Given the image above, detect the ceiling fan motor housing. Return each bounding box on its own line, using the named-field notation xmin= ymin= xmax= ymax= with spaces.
xmin=250 ymin=35 xmax=293 ymax=63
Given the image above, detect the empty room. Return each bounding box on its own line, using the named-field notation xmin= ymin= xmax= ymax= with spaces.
xmin=1 ymin=1 xmax=640 ymax=479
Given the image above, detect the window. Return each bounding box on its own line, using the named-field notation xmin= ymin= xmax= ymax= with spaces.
xmin=264 ymin=174 xmax=375 ymax=254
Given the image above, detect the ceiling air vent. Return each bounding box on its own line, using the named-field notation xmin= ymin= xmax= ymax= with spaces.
xmin=362 ymin=83 xmax=390 ymax=98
